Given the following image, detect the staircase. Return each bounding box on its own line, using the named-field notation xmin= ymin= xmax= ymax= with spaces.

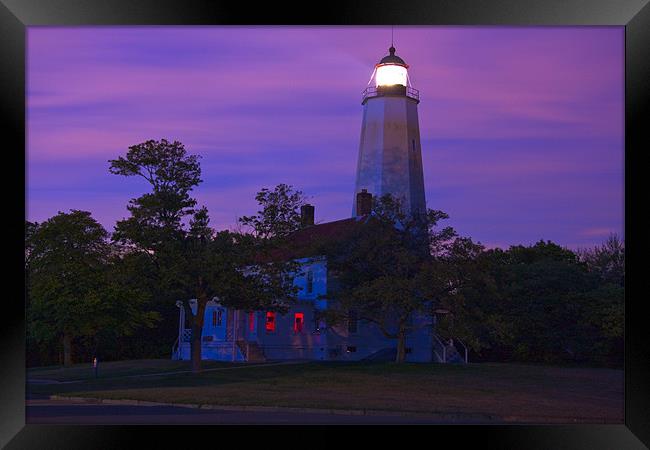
xmin=444 ymin=342 xmax=465 ymax=364
xmin=433 ymin=335 xmax=468 ymax=364
xmin=237 ymin=340 xmax=266 ymax=362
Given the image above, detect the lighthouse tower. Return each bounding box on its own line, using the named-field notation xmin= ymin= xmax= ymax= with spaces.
xmin=352 ymin=46 xmax=426 ymax=217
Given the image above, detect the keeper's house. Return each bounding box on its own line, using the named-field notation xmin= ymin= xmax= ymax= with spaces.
xmin=172 ymin=201 xmax=439 ymax=363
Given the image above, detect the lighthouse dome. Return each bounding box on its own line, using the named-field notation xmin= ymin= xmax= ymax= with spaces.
xmin=378 ymin=46 xmax=407 ymax=67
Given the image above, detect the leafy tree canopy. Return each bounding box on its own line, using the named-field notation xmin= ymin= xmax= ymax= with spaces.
xmin=322 ymin=194 xmax=483 ymax=363
xmin=26 ymin=211 xmax=158 ymax=366
xmin=109 ymin=139 xmax=202 ymax=247
xmin=238 ymin=183 xmax=308 ymax=240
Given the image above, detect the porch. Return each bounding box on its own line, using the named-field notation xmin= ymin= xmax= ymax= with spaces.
xmin=172 ymin=304 xmax=263 ymax=362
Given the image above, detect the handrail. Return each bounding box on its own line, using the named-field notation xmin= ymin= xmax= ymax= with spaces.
xmin=362 ymin=85 xmax=420 ymax=103
xmin=235 ymin=340 xmax=250 ymax=361
xmin=171 ymin=336 xmax=179 ymax=360
xmin=455 ymin=338 xmax=469 ymax=364
xmin=432 ymin=334 xmax=446 ymax=363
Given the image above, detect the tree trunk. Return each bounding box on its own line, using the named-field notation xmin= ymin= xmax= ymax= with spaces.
xmin=62 ymin=333 xmax=73 ymax=367
xmin=190 ymin=293 xmax=208 ymax=373
xmin=395 ymin=327 xmax=407 ymax=364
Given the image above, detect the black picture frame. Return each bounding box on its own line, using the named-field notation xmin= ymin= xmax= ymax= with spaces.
xmin=2 ymin=0 xmax=648 ymax=447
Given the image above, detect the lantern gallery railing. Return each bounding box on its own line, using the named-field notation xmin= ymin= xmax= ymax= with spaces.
xmin=361 ymin=85 xmax=420 ymax=103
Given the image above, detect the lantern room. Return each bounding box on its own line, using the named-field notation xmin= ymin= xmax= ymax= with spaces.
xmin=362 ymin=46 xmax=419 ymax=104
xmin=375 ymin=46 xmax=408 ymax=87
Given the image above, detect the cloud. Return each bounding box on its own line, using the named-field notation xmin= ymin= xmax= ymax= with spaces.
xmin=26 ymin=26 xmax=624 ymax=249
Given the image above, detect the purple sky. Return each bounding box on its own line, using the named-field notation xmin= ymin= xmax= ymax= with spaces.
xmin=27 ymin=26 xmax=624 ymax=250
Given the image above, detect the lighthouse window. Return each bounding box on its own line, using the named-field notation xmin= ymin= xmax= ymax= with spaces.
xmin=412 ymin=139 xmax=416 ymax=151
xmin=212 ymin=309 xmax=223 ymax=327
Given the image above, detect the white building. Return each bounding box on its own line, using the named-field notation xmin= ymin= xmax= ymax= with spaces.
xmin=173 ymin=46 xmax=466 ymax=364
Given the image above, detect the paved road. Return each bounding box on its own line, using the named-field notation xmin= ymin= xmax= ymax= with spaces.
xmin=25 ymin=395 xmax=491 ymax=425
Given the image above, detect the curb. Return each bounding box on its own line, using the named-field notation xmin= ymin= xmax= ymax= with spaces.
xmin=49 ymin=395 xmax=495 ymax=420
xmin=47 ymin=395 xmax=618 ymax=423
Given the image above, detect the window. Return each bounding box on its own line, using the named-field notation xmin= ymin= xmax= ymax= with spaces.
xmin=294 ymin=313 xmax=304 ymax=333
xmin=348 ymin=310 xmax=358 ymax=334
xmin=306 ymin=270 xmax=313 ymax=294
xmin=346 ymin=346 xmax=357 ymax=353
xmin=265 ymin=312 xmax=276 ymax=333
xmin=249 ymin=312 xmax=255 ymax=332
xmin=212 ymin=309 xmax=223 ymax=327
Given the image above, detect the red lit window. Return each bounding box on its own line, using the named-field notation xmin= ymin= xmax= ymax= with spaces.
xmin=249 ymin=312 xmax=255 ymax=332
xmin=294 ymin=313 xmax=304 ymax=333
xmin=265 ymin=312 xmax=276 ymax=333
xmin=212 ymin=310 xmax=217 ymax=327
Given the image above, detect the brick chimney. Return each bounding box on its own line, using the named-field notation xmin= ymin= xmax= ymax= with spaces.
xmin=300 ymin=204 xmax=315 ymax=227
xmin=356 ymin=189 xmax=372 ymax=216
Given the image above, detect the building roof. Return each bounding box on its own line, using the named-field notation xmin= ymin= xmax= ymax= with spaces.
xmin=378 ymin=46 xmax=407 ymax=66
xmin=256 ymin=215 xmax=371 ymax=263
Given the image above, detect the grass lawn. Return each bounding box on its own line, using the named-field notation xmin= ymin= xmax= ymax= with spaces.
xmin=28 ymin=360 xmax=623 ymax=422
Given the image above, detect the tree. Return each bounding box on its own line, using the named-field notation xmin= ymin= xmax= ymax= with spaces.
xmin=157 ymin=209 xmax=298 ymax=372
xmin=578 ymin=234 xmax=624 ymax=287
xmin=110 ymin=142 xmax=299 ymax=372
xmin=109 ymin=138 xmax=202 ymax=251
xmin=238 ymin=184 xmax=308 ymax=239
xmin=26 ymin=211 xmax=157 ymax=366
xmin=577 ymin=235 xmax=624 ymax=364
xmin=457 ymin=239 xmax=623 ymax=366
xmin=442 ymin=248 xmax=513 ymax=359
xmin=505 ymin=243 xmax=597 ymax=362
xmin=109 ymin=139 xmax=210 ymax=371
xmin=323 ymin=194 xmax=482 ymax=363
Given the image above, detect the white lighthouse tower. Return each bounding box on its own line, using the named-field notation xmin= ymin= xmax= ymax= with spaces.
xmin=352 ymin=45 xmax=426 ymax=217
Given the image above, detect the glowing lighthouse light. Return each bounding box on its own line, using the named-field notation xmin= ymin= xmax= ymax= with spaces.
xmin=373 ymin=46 xmax=409 ymax=87
xmin=375 ymin=63 xmax=408 ymax=86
